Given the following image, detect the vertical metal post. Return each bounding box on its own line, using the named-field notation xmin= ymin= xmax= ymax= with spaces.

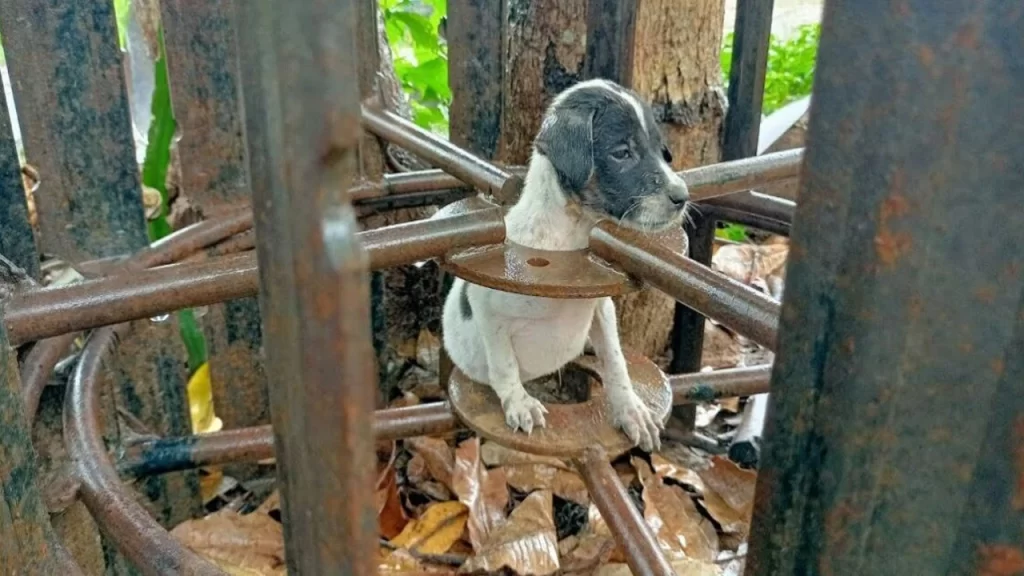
xmin=668 ymin=0 xmax=774 ymax=429
xmin=747 ymin=2 xmax=1024 ymax=574
xmin=0 ymin=301 xmax=64 ymax=574
xmin=448 ymin=0 xmax=505 ymax=159
xmin=237 ymin=0 xmax=378 ymax=573
xmin=0 ymin=80 xmax=38 ymax=278
xmin=0 ymin=0 xmax=199 ymax=540
xmin=162 ymin=0 xmax=269 ymax=465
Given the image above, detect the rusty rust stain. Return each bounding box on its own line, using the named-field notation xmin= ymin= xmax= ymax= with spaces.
xmin=954 ymin=22 xmax=979 ymax=49
xmin=874 ymin=230 xmax=913 ymax=267
xmin=991 ymin=357 xmax=1006 ymax=377
xmin=975 ymin=285 xmax=998 ymax=304
xmin=916 ymin=45 xmax=935 ymax=71
xmin=977 ymin=544 xmax=1024 ymax=576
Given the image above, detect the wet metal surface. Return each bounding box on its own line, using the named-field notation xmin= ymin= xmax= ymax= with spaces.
xmin=577 ymin=446 xmax=675 ymax=576
xmin=362 ymin=104 xmax=524 ymax=202
xmin=591 ymin=221 xmax=780 ymax=350
xmin=448 ymin=350 xmax=671 ymax=458
xmin=238 ymin=0 xmax=377 ymax=572
xmin=747 ymin=2 xmax=1024 ymax=574
xmin=687 ymin=148 xmax=802 ymax=201
xmin=670 ymin=364 xmax=772 ymax=404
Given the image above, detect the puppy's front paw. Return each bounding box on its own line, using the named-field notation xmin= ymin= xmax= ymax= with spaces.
xmin=608 ymin=388 xmax=664 ymax=452
xmin=500 ymin=391 xmax=548 ymax=435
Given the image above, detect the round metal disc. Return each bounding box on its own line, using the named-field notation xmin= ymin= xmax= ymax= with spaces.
xmin=447 ymin=349 xmax=672 ymax=459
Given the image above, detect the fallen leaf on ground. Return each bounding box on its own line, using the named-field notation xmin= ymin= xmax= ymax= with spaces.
xmin=172 ymin=507 xmax=285 ymax=575
xmin=697 ymin=456 xmax=756 ymax=521
xmin=480 ymin=441 xmax=570 ymax=470
xmin=702 ymin=322 xmax=744 ymax=369
xmin=635 ymin=457 xmax=719 ymax=562
xmin=712 ymin=243 xmax=788 ymax=295
xmin=558 ymin=532 xmax=616 ymax=574
xmin=504 ymin=463 xmax=589 ymax=506
xmin=576 ymin=503 xmax=626 ymax=564
xmin=452 ymin=437 xmax=509 ymax=551
xmin=460 ymin=490 xmax=560 ymax=575
xmin=377 ymin=548 xmax=459 ymax=575
xmin=390 ymin=500 xmax=468 ymax=555
xmin=651 ymin=454 xmax=706 ymax=495
xmin=378 ymin=467 xmax=410 ymax=539
xmin=407 ymin=437 xmax=456 ymax=491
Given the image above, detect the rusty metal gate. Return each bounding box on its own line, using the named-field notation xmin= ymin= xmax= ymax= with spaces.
xmin=0 ymin=0 xmax=1020 ymax=575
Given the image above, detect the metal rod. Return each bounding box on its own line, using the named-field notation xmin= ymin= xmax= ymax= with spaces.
xmin=119 ymin=402 xmax=463 ymax=477
xmin=591 ymin=222 xmax=780 ymax=350
xmin=701 ymin=190 xmax=795 ymax=227
xmin=65 ymin=325 xmax=222 ymax=575
xmin=670 ymin=364 xmax=772 ymax=404
xmin=688 ymin=148 xmax=802 ymax=201
xmin=576 ymin=446 xmax=675 ymax=576
xmin=349 ymin=169 xmax=466 ymax=200
xmin=4 ymin=209 xmax=504 ymax=345
xmin=361 ymin=104 xmax=524 ymax=202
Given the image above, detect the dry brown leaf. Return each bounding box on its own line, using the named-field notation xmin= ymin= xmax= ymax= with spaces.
xmin=407 ymin=437 xmax=456 ymax=491
xmin=712 ymin=244 xmax=788 ymax=287
xmin=719 ymin=397 xmax=742 ymax=413
xmin=635 ymin=457 xmax=719 ymax=563
xmin=697 ymin=489 xmax=750 ymax=536
xmin=397 ymin=337 xmax=418 ymax=360
xmin=452 ymin=438 xmax=509 ymax=551
xmin=460 ymin=490 xmax=559 ymax=575
xmin=504 ymin=463 xmax=590 ymax=506
xmin=171 ymin=507 xmax=285 ymax=575
xmin=390 ymin=500 xmax=468 ymax=555
xmin=577 ymin=503 xmax=627 ymax=564
xmin=698 ymin=456 xmax=756 ymax=520
xmin=558 ymin=532 xmax=616 ymax=574
xmin=702 ymin=322 xmax=744 ymax=369
xmin=378 ymin=468 xmax=410 ymax=539
xmin=651 ymin=454 xmax=706 ymax=496
xmin=480 ymin=441 xmax=570 ymax=470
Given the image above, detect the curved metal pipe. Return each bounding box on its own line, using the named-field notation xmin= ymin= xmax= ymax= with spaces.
xmin=65 ymin=325 xmax=224 ymax=575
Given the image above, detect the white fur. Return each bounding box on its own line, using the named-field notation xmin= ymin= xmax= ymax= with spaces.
xmin=442 ymin=153 xmax=665 ymax=452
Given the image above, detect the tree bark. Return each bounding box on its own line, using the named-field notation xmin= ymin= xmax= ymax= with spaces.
xmin=494 ymin=0 xmax=727 ymax=361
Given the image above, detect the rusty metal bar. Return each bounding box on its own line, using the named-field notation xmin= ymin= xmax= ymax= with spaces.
xmin=0 ymin=302 xmax=77 ymax=574
xmin=119 ymin=401 xmax=462 ymax=477
xmin=591 ymin=222 xmax=780 ymax=350
xmin=65 ymin=325 xmax=221 ymax=575
xmin=689 ymin=148 xmax=801 ymax=201
xmin=747 ymin=2 xmax=1024 ymax=573
xmin=670 ymin=364 xmax=771 ymax=404
xmin=4 ymin=209 xmax=504 ymax=345
xmin=577 ymin=446 xmax=674 ymax=575
xmin=701 ymin=190 xmax=795 ymax=227
xmin=362 ymin=105 xmax=524 ymax=202
xmin=116 ymin=364 xmax=769 ymax=478
xmin=350 ymin=169 xmax=466 ymax=201
xmin=238 ymin=0 xmax=376 ymax=572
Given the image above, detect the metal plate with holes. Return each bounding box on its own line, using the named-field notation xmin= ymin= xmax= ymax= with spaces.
xmin=435 ymin=197 xmax=689 ymax=298
xmin=447 ymin=349 xmax=672 ymax=458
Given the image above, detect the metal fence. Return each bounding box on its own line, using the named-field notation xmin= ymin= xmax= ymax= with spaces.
xmin=0 ymin=0 xmax=1020 ymax=575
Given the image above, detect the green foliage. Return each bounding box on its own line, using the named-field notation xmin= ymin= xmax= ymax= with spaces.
xmin=142 ymin=27 xmax=208 ymax=374
xmin=721 ymin=24 xmax=820 ymax=115
xmin=381 ymin=0 xmax=450 ymax=134
xmin=114 ymin=0 xmax=131 ymax=50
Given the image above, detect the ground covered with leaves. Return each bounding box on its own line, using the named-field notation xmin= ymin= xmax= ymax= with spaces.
xmin=170 ymin=237 xmax=788 ymax=575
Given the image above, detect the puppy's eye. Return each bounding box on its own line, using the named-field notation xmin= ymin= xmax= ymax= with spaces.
xmin=662 ymin=147 xmax=673 ymax=163
xmin=610 ymin=146 xmax=631 ymax=161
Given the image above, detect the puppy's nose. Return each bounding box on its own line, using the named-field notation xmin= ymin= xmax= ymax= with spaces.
xmin=667 ymin=176 xmax=689 ymax=207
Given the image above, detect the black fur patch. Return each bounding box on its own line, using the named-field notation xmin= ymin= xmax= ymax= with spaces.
xmin=459 ymin=282 xmax=473 ymax=320
xmin=533 ymin=81 xmax=686 ymax=226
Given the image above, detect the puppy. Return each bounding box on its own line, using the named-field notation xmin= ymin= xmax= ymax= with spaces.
xmin=441 ymin=79 xmax=689 ymax=452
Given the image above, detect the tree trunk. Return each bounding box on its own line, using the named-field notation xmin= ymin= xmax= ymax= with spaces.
xmin=495 ymin=0 xmax=726 ymax=362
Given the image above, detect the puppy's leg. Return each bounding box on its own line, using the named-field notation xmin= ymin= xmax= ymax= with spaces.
xmin=476 ymin=312 xmax=548 ymax=434
xmin=589 ymin=298 xmax=663 ymax=451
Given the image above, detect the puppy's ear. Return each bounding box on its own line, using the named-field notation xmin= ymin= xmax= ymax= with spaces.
xmin=534 ymin=110 xmax=593 ymax=193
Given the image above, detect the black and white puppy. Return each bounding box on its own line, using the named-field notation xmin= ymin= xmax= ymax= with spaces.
xmin=441 ymin=79 xmax=689 ymax=451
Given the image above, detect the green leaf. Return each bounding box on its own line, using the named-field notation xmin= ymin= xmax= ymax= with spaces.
xmin=390 ymin=11 xmax=439 ymax=51
xmin=114 ymin=0 xmax=131 ymax=50
xmin=717 ymin=223 xmax=748 ymax=242
xmin=402 ymin=57 xmax=450 ymax=102
xmin=177 ymin=308 xmax=208 ymax=375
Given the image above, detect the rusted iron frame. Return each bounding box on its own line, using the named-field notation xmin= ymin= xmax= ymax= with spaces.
xmin=118 ymin=366 xmax=770 ymax=477
xmin=577 ymin=446 xmax=676 ymax=575
xmin=362 ymin=104 xmax=524 ymax=202
xmin=4 ymin=208 xmax=505 ymax=345
xmin=591 ymin=222 xmax=780 ymax=350
xmin=747 ymin=1 xmax=1024 ymax=573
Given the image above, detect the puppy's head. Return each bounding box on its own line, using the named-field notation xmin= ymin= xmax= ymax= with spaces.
xmin=533 ymin=79 xmax=689 ymax=231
